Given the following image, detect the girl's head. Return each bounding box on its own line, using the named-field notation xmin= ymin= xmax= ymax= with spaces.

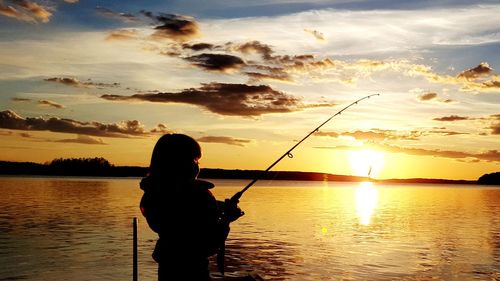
xmin=149 ymin=134 xmax=201 ymax=180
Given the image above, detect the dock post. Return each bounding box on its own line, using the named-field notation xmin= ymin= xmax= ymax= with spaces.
xmin=133 ymin=217 xmax=138 ymax=281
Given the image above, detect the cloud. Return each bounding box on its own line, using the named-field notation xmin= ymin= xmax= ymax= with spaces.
xmin=0 ymin=0 xmax=52 ymax=23
xmin=0 ymin=3 xmax=25 ymax=20
xmin=225 ymin=40 xmax=337 ymax=82
xmin=141 ymin=11 xmax=200 ymax=42
xmin=181 ymin=43 xmax=215 ymax=51
xmin=184 ymin=53 xmax=245 ymax=72
xmin=322 ymin=129 xmax=422 ymax=141
xmin=487 ymin=114 xmax=500 ymax=135
xmin=418 ymin=92 xmax=437 ymax=101
xmin=44 ymin=77 xmax=120 ymax=88
xmin=12 ymin=97 xmax=65 ymax=109
xmin=245 ymin=71 xmax=292 ymax=83
xmin=101 ymin=82 xmax=305 ymax=116
xmin=63 ymin=0 xmax=78 ymax=3
xmin=38 ymin=100 xmax=64 ymax=109
xmin=416 ymin=92 xmax=455 ymax=104
xmin=433 ymin=115 xmax=471 ymax=122
xmin=233 ymin=40 xmax=274 ymax=61
xmin=314 ymin=131 xmax=339 ymax=138
xmin=377 ymin=144 xmax=500 ymax=162
xmin=197 ymin=136 xmax=250 ymax=146
xmin=11 ymin=97 xmax=31 ymax=102
xmin=56 ymin=135 xmax=107 ymax=145
xmin=428 ymin=129 xmax=468 ymax=136
xmin=105 ymin=29 xmax=139 ymax=41
xmin=304 ymin=29 xmax=326 ymax=41
xmin=45 ymin=77 xmax=81 ymax=86
xmin=150 ymin=123 xmax=172 ymax=134
xmin=0 ymin=109 xmax=151 ymax=138
xmin=318 ymin=143 xmax=500 ymax=162
xmin=95 ymin=6 xmax=137 ymax=23
xmin=457 ymin=62 xmax=493 ymax=80
xmin=316 ymin=128 xmax=470 ymax=141
xmin=408 ymin=62 xmax=500 ymax=93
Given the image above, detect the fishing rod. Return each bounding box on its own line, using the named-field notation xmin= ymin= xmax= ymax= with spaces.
xmin=230 ymin=93 xmax=380 ymax=203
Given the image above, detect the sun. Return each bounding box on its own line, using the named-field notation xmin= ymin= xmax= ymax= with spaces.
xmin=348 ymin=149 xmax=384 ymax=178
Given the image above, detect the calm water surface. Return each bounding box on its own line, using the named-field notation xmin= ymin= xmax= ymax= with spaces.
xmin=0 ymin=177 xmax=499 ymax=280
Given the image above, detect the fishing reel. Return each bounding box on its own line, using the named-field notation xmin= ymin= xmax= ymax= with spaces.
xmin=216 ymin=199 xmax=244 ymax=223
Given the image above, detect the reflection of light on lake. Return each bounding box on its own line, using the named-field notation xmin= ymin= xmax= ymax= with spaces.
xmin=355 ymin=182 xmax=378 ymax=225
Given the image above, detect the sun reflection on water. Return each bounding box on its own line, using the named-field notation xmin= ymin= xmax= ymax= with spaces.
xmin=355 ymin=182 xmax=379 ymax=225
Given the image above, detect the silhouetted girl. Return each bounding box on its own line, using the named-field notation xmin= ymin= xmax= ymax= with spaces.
xmin=139 ymin=134 xmax=236 ymax=280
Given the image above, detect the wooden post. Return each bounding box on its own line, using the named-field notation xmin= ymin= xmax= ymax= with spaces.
xmin=133 ymin=217 xmax=138 ymax=281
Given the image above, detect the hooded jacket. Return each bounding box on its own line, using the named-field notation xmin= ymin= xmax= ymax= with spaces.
xmin=139 ymin=176 xmax=223 ymax=262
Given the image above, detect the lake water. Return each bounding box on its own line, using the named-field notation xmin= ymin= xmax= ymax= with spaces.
xmin=0 ymin=177 xmax=499 ymax=281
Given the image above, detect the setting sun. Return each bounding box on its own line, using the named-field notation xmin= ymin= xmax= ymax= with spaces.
xmin=348 ymin=149 xmax=385 ymax=178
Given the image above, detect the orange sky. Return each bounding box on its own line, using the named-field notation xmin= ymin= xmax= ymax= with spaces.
xmin=0 ymin=1 xmax=499 ymax=180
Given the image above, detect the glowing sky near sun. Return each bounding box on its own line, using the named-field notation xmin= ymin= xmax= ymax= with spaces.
xmin=0 ymin=0 xmax=499 ymax=180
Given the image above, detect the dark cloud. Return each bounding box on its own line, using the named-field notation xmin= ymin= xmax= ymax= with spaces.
xmin=244 ymin=65 xmax=292 ymax=83
xmin=141 ymin=11 xmax=199 ymax=42
xmin=245 ymin=71 xmax=292 ymax=83
xmin=229 ymin=41 xmax=334 ymax=82
xmin=0 ymin=0 xmax=52 ymax=23
xmin=45 ymin=77 xmax=81 ymax=86
xmin=417 ymin=92 xmax=455 ymax=104
xmin=418 ymin=92 xmax=437 ymax=101
xmin=304 ymin=29 xmax=325 ymax=41
xmin=273 ymin=54 xmax=315 ymax=65
xmin=148 ymin=38 xmax=334 ymax=84
xmin=197 ymin=136 xmax=250 ymax=146
xmin=102 ymin=82 xmax=303 ymax=116
xmin=489 ymin=114 xmax=500 ymax=135
xmin=481 ymin=80 xmax=500 ymax=89
xmin=0 ymin=109 xmax=150 ymax=138
xmin=38 ymin=100 xmax=64 ymax=109
xmin=182 ymin=43 xmax=215 ymax=51
xmin=433 ymin=115 xmax=471 ymax=122
xmin=95 ymin=6 xmax=137 ymax=22
xmin=458 ymin=62 xmax=493 ymax=80
xmin=184 ymin=53 xmax=245 ymax=72
xmin=44 ymin=77 xmax=120 ymax=88
xmin=106 ymin=29 xmax=139 ymax=41
xmin=56 ymin=135 xmax=107 ymax=145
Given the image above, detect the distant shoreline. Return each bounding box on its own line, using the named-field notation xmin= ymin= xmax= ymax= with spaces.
xmin=0 ymin=160 xmax=481 ymax=185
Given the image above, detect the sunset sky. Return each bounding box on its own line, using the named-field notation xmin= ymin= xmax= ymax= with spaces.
xmin=0 ymin=0 xmax=499 ymax=180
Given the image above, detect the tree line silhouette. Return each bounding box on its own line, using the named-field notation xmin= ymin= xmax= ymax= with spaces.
xmin=0 ymin=157 xmax=497 ymax=185
xmin=0 ymin=157 xmax=147 ymax=177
